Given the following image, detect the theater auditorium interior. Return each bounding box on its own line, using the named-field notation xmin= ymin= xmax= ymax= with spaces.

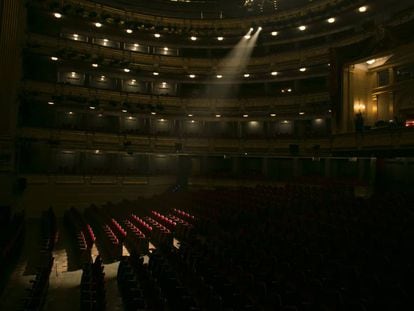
xmin=1 ymin=0 xmax=414 ymax=310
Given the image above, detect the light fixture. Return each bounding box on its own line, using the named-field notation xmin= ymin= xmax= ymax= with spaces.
xmin=98 ymin=113 xmax=103 ymax=117
xmin=298 ymin=25 xmax=307 ymax=31
xmin=271 ymin=31 xmax=278 ymax=36
xmin=95 ymin=150 xmax=100 ymax=154
xmin=131 ymin=79 xmax=136 ymax=84
xmin=217 ymin=36 xmax=224 ymax=41
xmin=122 ymin=109 xmax=127 ymax=113
xmin=188 ymin=114 xmax=193 ymax=117
xmin=103 ymin=38 xmax=108 ymax=42
xmin=216 ymin=74 xmax=223 ymax=79
xmin=154 ymin=33 xmax=161 ymax=38
xmin=89 ymin=106 xmax=96 ymax=110
xmin=124 ymin=68 xmax=130 ymax=73
xmin=151 ymin=112 xmax=157 ymax=115
xmin=50 ymin=56 xmax=58 ymax=61
xmin=126 ymin=29 xmax=133 ymax=34
xmin=73 ymin=34 xmax=79 ymax=40
xmin=287 ymin=88 xmax=292 ymax=92
xmin=68 ymin=111 xmax=73 ymax=115
xmin=258 ymin=26 xmax=262 ymax=31
xmin=300 ymin=67 xmax=307 ymax=72
xmin=244 ymin=34 xmax=251 ymax=39
xmin=95 ymin=22 xmax=102 ymax=28
xmin=243 ymin=114 xmax=248 ymax=118
xmin=366 ymin=59 xmax=376 ymax=65
xmin=327 ymin=17 xmax=336 ymax=23
xmin=271 ymin=71 xmax=278 ymax=76
xmin=160 ymin=118 xmax=166 ymax=122
xmin=299 ymin=112 xmax=305 ymax=115
xmin=48 ymin=101 xmax=54 ymax=105
xmin=189 ymin=74 xmax=196 ymax=78
xmin=216 ymin=114 xmax=221 ymax=118
xmin=100 ymin=75 xmax=106 ymax=81
xmin=358 ymin=6 xmax=367 ymax=13
xmin=53 ymin=12 xmax=62 ymax=19
xmin=190 ymin=36 xmax=197 ymax=41
xmin=153 ymin=72 xmax=159 ymax=76
xmin=250 ymin=27 xmax=254 ymax=31
xmin=71 ymin=72 xmax=76 ymax=77
xmin=270 ymin=113 xmax=276 ymax=117
xmin=92 ymin=63 xmax=98 ymax=68
xmin=133 ymin=43 xmax=139 ymax=47
xmin=191 ymin=120 xmax=195 ymax=123
xmin=244 ymin=73 xmax=250 ymax=78
xmin=128 ymin=116 xmax=134 ymax=120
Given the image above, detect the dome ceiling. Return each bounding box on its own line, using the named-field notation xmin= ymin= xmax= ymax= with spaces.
xmin=94 ymin=0 xmax=315 ymax=19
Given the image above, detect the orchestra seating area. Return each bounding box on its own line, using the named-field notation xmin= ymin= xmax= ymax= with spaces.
xmin=1 ymin=184 xmax=414 ymax=310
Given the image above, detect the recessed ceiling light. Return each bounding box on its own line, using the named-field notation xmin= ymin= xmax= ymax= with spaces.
xmin=100 ymin=75 xmax=105 ymax=80
xmin=73 ymin=34 xmax=79 ymax=39
xmin=128 ymin=116 xmax=134 ymax=120
xmin=299 ymin=112 xmax=305 ymax=115
xmin=244 ymin=34 xmax=251 ymax=39
xmin=122 ymin=109 xmax=127 ymax=113
xmin=153 ymin=72 xmax=159 ymax=76
xmin=126 ymin=29 xmax=133 ymax=34
xmin=270 ymin=113 xmax=276 ymax=117
xmin=98 ymin=113 xmax=103 ymax=117
xmin=191 ymin=120 xmax=195 ymax=123
xmin=89 ymin=106 xmax=96 ymax=110
xmin=216 ymin=114 xmax=221 ymax=118
xmin=124 ymin=68 xmax=130 ymax=72
xmin=188 ymin=114 xmax=193 ymax=117
xmin=71 ymin=72 xmax=77 ymax=77
xmin=92 ymin=63 xmax=98 ymax=68
xmin=50 ymin=56 xmax=58 ymax=61
xmin=151 ymin=112 xmax=157 ymax=115
xmin=366 ymin=59 xmax=376 ymax=65
xmin=53 ymin=12 xmax=62 ymax=19
xmin=68 ymin=111 xmax=73 ymax=115
xmin=190 ymin=36 xmax=197 ymax=41
xmin=271 ymin=71 xmax=278 ymax=76
xmin=300 ymin=67 xmax=307 ymax=72
xmin=133 ymin=43 xmax=139 ymax=47
xmin=243 ymin=114 xmax=248 ymax=118
xmin=160 ymin=118 xmax=166 ymax=122
xmin=244 ymin=73 xmax=250 ymax=78
xmin=217 ymin=36 xmax=224 ymax=41
xmin=327 ymin=17 xmax=336 ymax=23
xmin=358 ymin=6 xmax=367 ymax=13
xmin=131 ymin=79 xmax=136 ymax=84
xmin=271 ymin=31 xmax=278 ymax=36
xmin=154 ymin=33 xmax=161 ymax=38
xmin=163 ymin=47 xmax=169 ymax=51
xmin=258 ymin=26 xmax=262 ymax=31
xmin=95 ymin=22 xmax=102 ymax=28
xmin=48 ymin=101 xmax=54 ymax=105
xmin=216 ymin=74 xmax=223 ymax=79
xmin=298 ymin=25 xmax=307 ymax=31
xmin=103 ymin=38 xmax=108 ymax=42
xmin=189 ymin=74 xmax=196 ymax=78
xmin=287 ymin=88 xmax=292 ymax=92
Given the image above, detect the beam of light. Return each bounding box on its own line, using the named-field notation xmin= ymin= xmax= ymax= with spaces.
xmin=208 ymin=28 xmax=261 ymax=99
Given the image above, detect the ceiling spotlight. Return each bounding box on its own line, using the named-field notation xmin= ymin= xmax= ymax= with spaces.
xmin=188 ymin=114 xmax=193 ymax=117
xmin=217 ymin=36 xmax=224 ymax=41
xmin=243 ymin=114 xmax=249 ymax=118
xmin=258 ymin=26 xmax=262 ymax=31
xmin=299 ymin=112 xmax=305 ymax=115
xmin=73 ymin=34 xmax=79 ymax=40
xmin=250 ymin=27 xmax=254 ymax=31
xmin=163 ymin=47 xmax=169 ymax=51
xmin=271 ymin=71 xmax=278 ymax=76
xmin=98 ymin=113 xmax=103 ymax=117
xmin=92 ymin=63 xmax=98 ymax=68
xmin=189 ymin=74 xmax=196 ymax=78
xmin=327 ymin=17 xmax=336 ymax=23
xmin=128 ymin=116 xmax=134 ymax=120
xmin=216 ymin=114 xmax=221 ymax=118
xmin=50 ymin=56 xmax=58 ymax=61
xmin=358 ymin=6 xmax=367 ymax=13
xmin=154 ymin=33 xmax=161 ymax=38
xmin=131 ymin=79 xmax=136 ymax=84
xmin=53 ymin=12 xmax=62 ymax=19
xmin=100 ymin=75 xmax=106 ymax=81
xmin=124 ymin=68 xmax=130 ymax=73
xmin=160 ymin=118 xmax=166 ymax=122
xmin=126 ymin=29 xmax=133 ymax=34
xmin=287 ymin=88 xmax=292 ymax=92
xmin=71 ymin=72 xmax=77 ymax=77
xmin=244 ymin=73 xmax=250 ymax=78
xmin=298 ymin=25 xmax=307 ymax=31
xmin=190 ymin=36 xmax=197 ymax=41
xmin=103 ymin=38 xmax=108 ymax=42
xmin=48 ymin=101 xmax=54 ymax=105
xmin=191 ymin=120 xmax=195 ymax=123
xmin=270 ymin=113 xmax=276 ymax=117
xmin=89 ymin=106 xmax=96 ymax=110
xmin=151 ymin=112 xmax=157 ymax=115
xmin=244 ymin=34 xmax=251 ymax=39
xmin=95 ymin=22 xmax=102 ymax=28
xmin=122 ymin=109 xmax=127 ymax=113
xmin=134 ymin=43 xmax=139 ymax=47
xmin=153 ymin=72 xmax=159 ymax=76
xmin=216 ymin=74 xmax=223 ymax=79
xmin=366 ymin=59 xmax=376 ymax=65
xmin=68 ymin=111 xmax=73 ymax=115
xmin=299 ymin=67 xmax=307 ymax=72
xmin=271 ymin=31 xmax=278 ymax=36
